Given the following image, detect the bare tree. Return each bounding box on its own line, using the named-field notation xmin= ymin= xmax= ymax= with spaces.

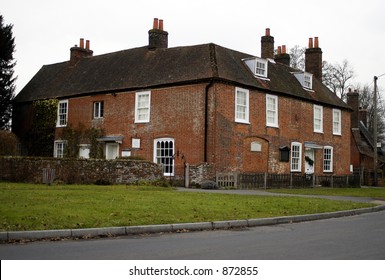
xmin=354 ymin=83 xmax=385 ymax=143
xmin=322 ymin=59 xmax=354 ymax=101
xmin=289 ymin=45 xmax=305 ymax=70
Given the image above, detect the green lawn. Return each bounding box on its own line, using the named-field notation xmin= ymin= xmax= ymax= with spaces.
xmin=266 ymin=187 xmax=385 ymax=198
xmin=0 ymin=183 xmax=376 ymax=232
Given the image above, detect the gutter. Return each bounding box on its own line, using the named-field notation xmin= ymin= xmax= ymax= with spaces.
xmin=204 ymin=80 xmax=214 ymax=162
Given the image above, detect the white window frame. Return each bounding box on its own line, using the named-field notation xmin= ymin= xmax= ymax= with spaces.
xmin=293 ymin=72 xmax=313 ymax=90
xmin=135 ymin=91 xmax=151 ymax=123
xmin=154 ymin=138 xmax=175 ymax=176
xmin=313 ymin=105 xmax=323 ymax=133
xmin=323 ymin=146 xmax=333 ymax=172
xmin=255 ymin=58 xmax=268 ymax=78
xmin=266 ymin=94 xmax=278 ymax=127
xmin=291 ymin=142 xmax=302 ymax=172
xmin=333 ymin=109 xmax=342 ymax=135
xmin=93 ymin=101 xmax=104 ymax=119
xmin=304 ymin=72 xmax=313 ymax=89
xmin=56 ymin=100 xmax=68 ymax=127
xmin=54 ymin=140 xmax=67 ymax=158
xmin=235 ymin=87 xmax=249 ymax=124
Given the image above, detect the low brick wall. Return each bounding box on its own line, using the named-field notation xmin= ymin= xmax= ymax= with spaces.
xmin=0 ymin=157 xmax=163 ymax=185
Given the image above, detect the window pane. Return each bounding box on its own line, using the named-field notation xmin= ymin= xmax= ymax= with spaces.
xmin=235 ymin=88 xmax=249 ymax=123
xmin=314 ymin=106 xmax=323 ymax=132
xmin=333 ymin=110 xmax=341 ymax=134
xmin=154 ymin=139 xmax=174 ymax=176
xmin=58 ymin=101 xmax=68 ymax=126
xmin=291 ymin=143 xmax=301 ymax=172
xmin=135 ymin=92 xmax=151 ymax=123
xmin=266 ymin=95 xmax=278 ymax=126
xmin=323 ymin=147 xmax=333 ymax=172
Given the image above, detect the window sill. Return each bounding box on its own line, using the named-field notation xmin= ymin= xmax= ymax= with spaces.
xmin=235 ymin=120 xmax=250 ymax=125
xmin=266 ymin=124 xmax=279 ymax=129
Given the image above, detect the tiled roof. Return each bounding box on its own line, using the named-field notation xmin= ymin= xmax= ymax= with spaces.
xmin=14 ymin=43 xmax=350 ymax=110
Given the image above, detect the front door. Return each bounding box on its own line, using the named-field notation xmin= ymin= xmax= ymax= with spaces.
xmin=106 ymin=143 xmax=119 ymax=160
xmin=305 ymin=149 xmax=314 ymax=174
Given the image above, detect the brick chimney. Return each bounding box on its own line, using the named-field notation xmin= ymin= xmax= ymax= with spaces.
xmin=305 ymin=37 xmax=322 ymax=81
xmin=261 ymin=28 xmax=274 ymax=59
xmin=347 ymin=88 xmax=359 ymax=128
xmin=148 ymin=18 xmax=168 ymax=50
xmin=274 ymin=45 xmax=290 ymax=66
xmin=70 ymin=38 xmax=93 ymax=66
xmin=359 ymin=107 xmax=368 ymax=127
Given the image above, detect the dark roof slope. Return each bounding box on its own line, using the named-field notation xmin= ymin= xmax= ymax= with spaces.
xmin=14 ymin=43 xmax=350 ymax=110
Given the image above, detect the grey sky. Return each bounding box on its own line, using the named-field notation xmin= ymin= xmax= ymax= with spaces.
xmin=2 ymin=0 xmax=385 ymax=94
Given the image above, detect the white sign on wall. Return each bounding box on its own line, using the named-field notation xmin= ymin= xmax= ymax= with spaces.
xmin=132 ymin=138 xmax=141 ymax=149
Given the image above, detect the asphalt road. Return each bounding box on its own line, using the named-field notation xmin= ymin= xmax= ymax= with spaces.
xmin=1 ymin=210 xmax=385 ymax=260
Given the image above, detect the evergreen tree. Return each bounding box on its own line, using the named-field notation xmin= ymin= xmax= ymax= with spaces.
xmin=0 ymin=14 xmax=16 ymax=130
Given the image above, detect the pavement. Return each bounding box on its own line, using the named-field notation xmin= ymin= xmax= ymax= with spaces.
xmin=1 ymin=187 xmax=385 ymax=243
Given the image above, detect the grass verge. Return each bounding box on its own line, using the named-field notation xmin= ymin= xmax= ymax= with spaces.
xmin=0 ymin=183 xmax=376 ymax=232
xmin=266 ymin=187 xmax=385 ymax=198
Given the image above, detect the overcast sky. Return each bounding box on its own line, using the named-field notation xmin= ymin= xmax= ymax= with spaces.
xmin=2 ymin=0 xmax=385 ymax=95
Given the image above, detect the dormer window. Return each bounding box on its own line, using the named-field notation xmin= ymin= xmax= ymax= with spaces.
xmin=304 ymin=73 xmax=312 ymax=89
xmin=243 ymin=57 xmax=269 ymax=79
xmin=255 ymin=58 xmax=268 ymax=78
xmin=294 ymin=72 xmax=313 ymax=90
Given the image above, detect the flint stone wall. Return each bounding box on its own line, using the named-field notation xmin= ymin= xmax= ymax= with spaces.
xmin=0 ymin=157 xmax=163 ymax=184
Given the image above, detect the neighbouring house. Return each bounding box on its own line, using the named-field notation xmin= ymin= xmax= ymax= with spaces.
xmin=347 ymin=89 xmax=385 ymax=185
xmin=12 ymin=18 xmax=352 ymax=183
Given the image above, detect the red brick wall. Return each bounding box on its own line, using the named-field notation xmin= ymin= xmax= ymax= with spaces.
xmin=55 ymin=81 xmax=351 ymax=178
xmin=210 ymin=83 xmax=351 ymax=175
xmin=60 ymin=84 xmax=208 ymax=178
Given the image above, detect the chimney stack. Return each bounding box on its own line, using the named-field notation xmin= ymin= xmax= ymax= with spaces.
xmin=70 ymin=38 xmax=93 ymax=66
xmin=274 ymin=44 xmax=291 ymax=66
xmin=347 ymin=88 xmax=360 ymax=128
xmin=148 ymin=18 xmax=168 ymax=50
xmin=261 ymin=28 xmax=274 ymax=59
xmin=359 ymin=107 xmax=368 ymax=127
xmin=305 ymin=36 xmax=322 ymax=81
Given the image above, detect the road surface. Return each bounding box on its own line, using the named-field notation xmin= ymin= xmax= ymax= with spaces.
xmin=1 ymin=210 xmax=385 ymax=259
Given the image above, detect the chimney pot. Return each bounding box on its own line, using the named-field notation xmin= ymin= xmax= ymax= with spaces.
xmin=148 ymin=18 xmax=168 ymax=49
xmin=282 ymin=45 xmax=286 ymax=54
xmin=70 ymin=38 xmax=93 ymax=66
xmin=308 ymin=38 xmax=313 ymax=48
xmin=305 ymin=37 xmax=322 ymax=81
xmin=314 ymin=37 xmax=319 ymax=48
xmin=265 ymin=28 xmax=270 ymax=36
xmin=277 ymin=46 xmax=282 ymax=54
xmin=153 ymin=18 xmax=159 ymax=29
xmin=159 ymin=19 xmax=164 ymax=31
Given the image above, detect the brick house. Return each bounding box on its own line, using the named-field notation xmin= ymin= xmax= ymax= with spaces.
xmin=347 ymin=89 xmax=385 ymax=185
xmin=12 ymin=19 xmax=351 ymax=182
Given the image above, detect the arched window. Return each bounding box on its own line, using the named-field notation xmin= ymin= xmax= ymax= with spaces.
xmin=154 ymin=138 xmax=174 ymax=176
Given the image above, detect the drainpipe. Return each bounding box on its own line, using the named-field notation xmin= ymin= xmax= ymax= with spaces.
xmin=204 ymin=80 xmax=214 ymax=162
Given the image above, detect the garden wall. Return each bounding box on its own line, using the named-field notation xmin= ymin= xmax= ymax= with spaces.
xmin=0 ymin=157 xmax=163 ymax=185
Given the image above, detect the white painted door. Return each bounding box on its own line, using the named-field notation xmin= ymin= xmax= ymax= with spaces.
xmin=305 ymin=149 xmax=314 ymax=174
xmin=106 ymin=143 xmax=119 ymax=160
